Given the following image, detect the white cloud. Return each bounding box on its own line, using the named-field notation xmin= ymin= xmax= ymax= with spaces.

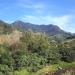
xmin=21 ymin=15 xmax=71 ymax=27
xmin=20 ymin=15 xmax=75 ymax=32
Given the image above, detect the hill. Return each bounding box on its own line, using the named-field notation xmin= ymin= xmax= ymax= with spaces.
xmin=0 ymin=20 xmax=75 ymax=75
xmin=12 ymin=20 xmax=72 ymax=36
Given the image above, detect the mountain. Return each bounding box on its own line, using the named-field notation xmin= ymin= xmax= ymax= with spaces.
xmin=0 ymin=20 xmax=73 ymax=40
xmin=12 ymin=21 xmax=69 ymax=34
xmin=12 ymin=20 xmax=72 ymax=39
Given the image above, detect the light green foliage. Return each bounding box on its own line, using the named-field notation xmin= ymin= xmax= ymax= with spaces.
xmin=14 ymin=69 xmax=30 ymax=75
xmin=32 ymin=62 xmax=75 ymax=75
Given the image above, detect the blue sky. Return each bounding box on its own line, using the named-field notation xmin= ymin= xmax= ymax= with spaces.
xmin=0 ymin=0 xmax=75 ymax=33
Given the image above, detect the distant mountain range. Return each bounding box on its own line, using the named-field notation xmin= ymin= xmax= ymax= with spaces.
xmin=11 ymin=20 xmax=74 ymax=40
xmin=0 ymin=20 xmax=74 ymax=39
xmin=12 ymin=20 xmax=72 ymax=35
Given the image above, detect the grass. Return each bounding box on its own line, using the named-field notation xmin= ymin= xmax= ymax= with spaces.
xmin=32 ymin=61 xmax=75 ymax=75
xmin=0 ymin=30 xmax=22 ymax=45
xmin=12 ymin=61 xmax=75 ymax=75
xmin=13 ymin=69 xmax=30 ymax=75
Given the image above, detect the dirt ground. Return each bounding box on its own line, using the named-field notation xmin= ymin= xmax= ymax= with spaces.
xmin=45 ymin=67 xmax=75 ymax=75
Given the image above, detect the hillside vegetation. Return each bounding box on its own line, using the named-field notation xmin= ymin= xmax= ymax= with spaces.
xmin=0 ymin=30 xmax=22 ymax=45
xmin=0 ymin=21 xmax=75 ymax=75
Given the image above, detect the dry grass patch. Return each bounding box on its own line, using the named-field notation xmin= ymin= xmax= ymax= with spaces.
xmin=0 ymin=30 xmax=22 ymax=45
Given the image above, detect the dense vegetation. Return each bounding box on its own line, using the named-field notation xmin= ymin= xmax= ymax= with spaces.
xmin=0 ymin=21 xmax=75 ymax=75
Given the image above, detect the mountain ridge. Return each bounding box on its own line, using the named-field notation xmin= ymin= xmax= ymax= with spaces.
xmin=11 ymin=20 xmax=73 ymax=40
xmin=0 ymin=20 xmax=74 ymax=38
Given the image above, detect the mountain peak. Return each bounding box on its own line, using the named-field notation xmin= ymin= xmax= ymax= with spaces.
xmin=12 ymin=21 xmax=66 ymax=35
xmin=0 ymin=20 xmax=72 ymax=38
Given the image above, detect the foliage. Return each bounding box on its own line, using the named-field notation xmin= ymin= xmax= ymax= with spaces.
xmin=0 ymin=29 xmax=75 ymax=75
xmin=14 ymin=69 xmax=30 ymax=75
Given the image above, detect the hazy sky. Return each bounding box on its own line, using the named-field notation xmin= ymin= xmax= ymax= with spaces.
xmin=0 ymin=0 xmax=75 ymax=33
